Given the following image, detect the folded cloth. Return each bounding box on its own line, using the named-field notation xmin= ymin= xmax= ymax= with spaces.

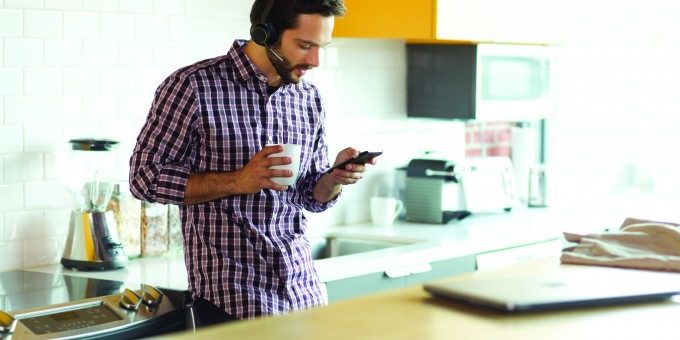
xmin=561 ymin=218 xmax=680 ymax=272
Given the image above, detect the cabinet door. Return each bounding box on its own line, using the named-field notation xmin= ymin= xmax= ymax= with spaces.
xmin=406 ymin=255 xmax=477 ymax=286
xmin=325 ymin=272 xmax=406 ymax=303
xmin=436 ymin=0 xmax=496 ymax=42
xmin=333 ymin=0 xmax=434 ymax=39
xmin=436 ymin=0 xmax=557 ymax=44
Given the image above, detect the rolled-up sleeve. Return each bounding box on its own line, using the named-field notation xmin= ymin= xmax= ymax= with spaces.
xmin=299 ymin=87 xmax=340 ymax=212
xmin=129 ymin=73 xmax=197 ymax=205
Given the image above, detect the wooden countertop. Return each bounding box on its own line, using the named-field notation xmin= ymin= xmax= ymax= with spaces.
xmin=166 ymin=258 xmax=680 ymax=340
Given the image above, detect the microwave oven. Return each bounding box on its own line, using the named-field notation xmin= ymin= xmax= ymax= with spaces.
xmin=407 ymin=43 xmax=552 ymax=121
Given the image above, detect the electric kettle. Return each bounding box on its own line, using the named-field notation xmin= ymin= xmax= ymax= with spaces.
xmin=61 ymin=139 xmax=128 ymax=270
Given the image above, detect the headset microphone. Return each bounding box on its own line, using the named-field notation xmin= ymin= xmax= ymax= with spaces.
xmin=267 ymin=47 xmax=284 ymax=62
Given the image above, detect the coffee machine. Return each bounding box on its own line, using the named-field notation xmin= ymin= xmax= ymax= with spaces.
xmin=404 ymin=159 xmax=470 ymax=224
xmin=61 ymin=139 xmax=128 ymax=270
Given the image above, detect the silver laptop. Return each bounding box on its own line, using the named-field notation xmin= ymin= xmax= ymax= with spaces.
xmin=424 ymin=267 xmax=680 ymax=312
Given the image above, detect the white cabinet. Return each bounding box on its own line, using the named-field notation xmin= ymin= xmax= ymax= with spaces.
xmin=334 ymin=0 xmax=559 ymax=44
xmin=436 ymin=0 xmax=559 ymax=44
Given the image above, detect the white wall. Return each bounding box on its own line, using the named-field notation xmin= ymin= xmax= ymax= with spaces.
xmin=0 ymin=0 xmax=464 ymax=270
xmin=547 ymin=1 xmax=680 ymax=219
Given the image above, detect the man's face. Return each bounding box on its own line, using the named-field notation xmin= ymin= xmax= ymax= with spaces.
xmin=268 ymin=13 xmax=334 ymax=84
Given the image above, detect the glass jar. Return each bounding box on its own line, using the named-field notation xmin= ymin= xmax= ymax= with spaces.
xmin=107 ymin=183 xmax=141 ymax=258
xmin=167 ymin=204 xmax=183 ymax=252
xmin=141 ymin=201 xmax=168 ymax=257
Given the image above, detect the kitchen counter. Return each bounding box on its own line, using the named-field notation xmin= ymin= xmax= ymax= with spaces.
xmin=309 ymin=206 xmax=603 ymax=282
xmin=23 ymin=250 xmax=189 ymax=289
xmin=22 ymin=206 xmax=617 ymax=290
xmin=163 ymin=258 xmax=680 ymax=340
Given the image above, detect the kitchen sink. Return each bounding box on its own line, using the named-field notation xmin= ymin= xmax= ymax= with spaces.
xmin=310 ymin=234 xmax=417 ymax=260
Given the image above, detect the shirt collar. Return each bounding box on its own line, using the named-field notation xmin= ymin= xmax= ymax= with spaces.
xmin=225 ymin=39 xmax=269 ymax=84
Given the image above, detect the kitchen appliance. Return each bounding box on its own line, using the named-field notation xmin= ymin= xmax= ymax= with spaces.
xmin=404 ymin=157 xmax=518 ymax=224
xmin=458 ymin=157 xmax=519 ymax=213
xmin=61 ymin=139 xmax=128 ymax=271
xmin=407 ymin=43 xmax=552 ymax=121
xmin=404 ymin=159 xmax=469 ymax=224
xmin=0 ymin=270 xmax=191 ymax=339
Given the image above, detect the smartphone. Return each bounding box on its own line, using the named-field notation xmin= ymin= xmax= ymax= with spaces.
xmin=326 ymin=151 xmax=383 ymax=173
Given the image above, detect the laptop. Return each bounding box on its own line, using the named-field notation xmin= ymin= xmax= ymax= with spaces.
xmin=424 ymin=266 xmax=680 ymax=312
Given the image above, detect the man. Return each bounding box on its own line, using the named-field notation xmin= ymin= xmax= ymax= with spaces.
xmin=129 ymin=0 xmax=375 ymax=324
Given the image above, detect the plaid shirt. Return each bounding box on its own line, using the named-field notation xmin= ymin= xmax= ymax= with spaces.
xmin=130 ymin=40 xmax=337 ymax=319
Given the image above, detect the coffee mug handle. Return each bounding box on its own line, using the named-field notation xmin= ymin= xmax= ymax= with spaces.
xmin=394 ymin=200 xmax=404 ymax=215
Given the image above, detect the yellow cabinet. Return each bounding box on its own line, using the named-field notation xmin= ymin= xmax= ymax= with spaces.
xmin=334 ymin=0 xmax=556 ymax=44
xmin=333 ymin=0 xmax=437 ymax=40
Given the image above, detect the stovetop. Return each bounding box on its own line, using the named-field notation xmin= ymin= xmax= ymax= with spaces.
xmin=0 ymin=270 xmax=191 ymax=339
xmin=0 ymin=270 xmax=125 ymax=312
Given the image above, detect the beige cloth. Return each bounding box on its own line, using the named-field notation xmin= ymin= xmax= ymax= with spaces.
xmin=560 ymin=217 xmax=680 ymax=272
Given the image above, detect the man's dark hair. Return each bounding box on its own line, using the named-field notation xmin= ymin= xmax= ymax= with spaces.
xmin=250 ymin=0 xmax=346 ymax=35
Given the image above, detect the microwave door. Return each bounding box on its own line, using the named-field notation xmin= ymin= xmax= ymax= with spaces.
xmin=475 ymin=44 xmax=553 ymax=121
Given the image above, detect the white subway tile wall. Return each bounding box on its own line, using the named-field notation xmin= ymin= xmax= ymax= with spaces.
xmin=0 ymin=9 xmax=24 ymax=37
xmin=25 ymin=67 xmax=63 ymax=95
xmin=63 ymin=12 xmax=99 ymax=39
xmin=0 ymin=68 xmax=23 ymax=95
xmin=4 ymin=39 xmax=44 ymax=66
xmin=0 ymin=1 xmax=465 ymax=270
xmin=3 ymin=153 xmax=43 ymax=183
xmin=45 ymin=0 xmax=82 ymax=11
xmin=118 ymin=0 xmax=151 ymax=13
xmin=25 ymin=10 xmax=63 ymax=38
xmin=45 ymin=40 xmax=82 ymax=66
xmin=82 ymin=0 xmax=117 ymax=12
xmin=5 ymin=96 xmax=45 ymax=124
xmin=12 ymin=0 xmax=43 ymax=8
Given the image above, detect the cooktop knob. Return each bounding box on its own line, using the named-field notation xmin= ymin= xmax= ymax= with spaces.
xmin=141 ymin=284 xmax=164 ymax=307
xmin=0 ymin=309 xmax=17 ymax=334
xmin=119 ymin=288 xmax=143 ymax=311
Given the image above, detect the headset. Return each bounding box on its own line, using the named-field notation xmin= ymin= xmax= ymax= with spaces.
xmin=250 ymin=0 xmax=279 ymax=49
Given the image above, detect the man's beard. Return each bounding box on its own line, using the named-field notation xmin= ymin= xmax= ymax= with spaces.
xmin=266 ymin=45 xmax=304 ymax=85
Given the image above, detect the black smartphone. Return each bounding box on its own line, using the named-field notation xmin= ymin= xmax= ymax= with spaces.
xmin=326 ymin=151 xmax=383 ymax=173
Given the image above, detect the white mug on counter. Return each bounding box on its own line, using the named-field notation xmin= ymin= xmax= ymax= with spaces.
xmin=267 ymin=143 xmax=301 ymax=186
xmin=370 ymin=196 xmax=404 ymax=227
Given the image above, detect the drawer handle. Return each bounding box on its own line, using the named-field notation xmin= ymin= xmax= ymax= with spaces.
xmin=384 ymin=264 xmax=432 ymax=278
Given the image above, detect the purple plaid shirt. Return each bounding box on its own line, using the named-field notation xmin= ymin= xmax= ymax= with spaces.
xmin=129 ymin=40 xmax=337 ymax=319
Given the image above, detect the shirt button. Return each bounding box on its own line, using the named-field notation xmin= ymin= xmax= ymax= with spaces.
xmin=280 ymin=248 xmax=287 ymax=253
xmin=272 ymin=213 xmax=277 ymax=219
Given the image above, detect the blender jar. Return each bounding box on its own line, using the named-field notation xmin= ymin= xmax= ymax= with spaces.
xmin=61 ymin=139 xmax=128 ymax=270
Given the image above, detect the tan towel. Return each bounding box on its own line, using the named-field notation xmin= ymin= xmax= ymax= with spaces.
xmin=561 ymin=218 xmax=680 ymax=272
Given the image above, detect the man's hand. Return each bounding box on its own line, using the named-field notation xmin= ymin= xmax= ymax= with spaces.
xmin=313 ymin=147 xmax=378 ymax=203
xmin=234 ymin=145 xmax=293 ymax=194
xmin=183 ymin=145 xmax=292 ymax=205
xmin=328 ymin=148 xmax=377 ymax=184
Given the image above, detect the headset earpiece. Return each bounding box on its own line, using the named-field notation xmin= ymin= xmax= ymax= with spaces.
xmin=250 ymin=0 xmax=279 ymax=47
xmin=250 ymin=21 xmax=278 ymax=47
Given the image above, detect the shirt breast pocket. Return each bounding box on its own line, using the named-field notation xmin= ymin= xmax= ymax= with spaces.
xmin=202 ymin=123 xmax=258 ymax=172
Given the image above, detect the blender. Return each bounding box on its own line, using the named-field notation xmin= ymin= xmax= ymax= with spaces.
xmin=61 ymin=139 xmax=128 ymax=270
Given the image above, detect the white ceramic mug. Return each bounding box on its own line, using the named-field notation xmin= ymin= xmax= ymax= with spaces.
xmin=267 ymin=144 xmax=301 ymax=186
xmin=370 ymin=196 xmax=404 ymax=227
